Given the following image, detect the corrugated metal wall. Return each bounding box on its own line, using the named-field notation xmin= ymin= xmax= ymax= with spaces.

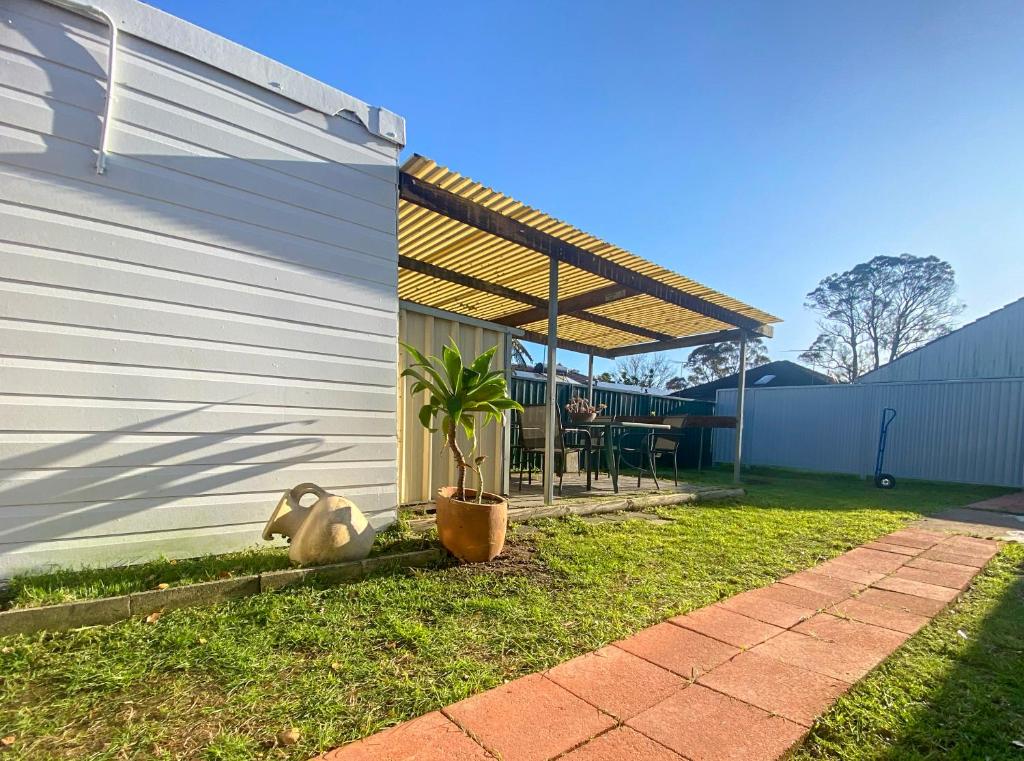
xmin=858 ymin=298 xmax=1024 ymax=383
xmin=398 ymin=308 xmax=508 ymax=504
xmin=714 ymin=380 xmax=1024 ymax=487
xmin=0 ymin=0 xmax=402 ymax=575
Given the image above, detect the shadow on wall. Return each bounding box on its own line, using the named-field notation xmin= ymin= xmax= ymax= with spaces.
xmin=0 ymin=2 xmax=402 ymax=572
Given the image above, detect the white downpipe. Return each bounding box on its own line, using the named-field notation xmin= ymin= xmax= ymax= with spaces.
xmin=44 ymin=0 xmax=118 ymax=174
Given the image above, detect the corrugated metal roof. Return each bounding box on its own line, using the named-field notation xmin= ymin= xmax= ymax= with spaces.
xmin=398 ymin=155 xmax=779 ymax=352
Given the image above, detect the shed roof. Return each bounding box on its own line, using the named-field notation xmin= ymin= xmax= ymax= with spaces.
xmin=398 ymin=155 xmax=779 ymax=357
xmin=673 ymin=360 xmax=835 ymax=400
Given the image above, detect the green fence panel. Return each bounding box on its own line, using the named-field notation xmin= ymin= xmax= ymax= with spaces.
xmin=510 ymin=378 xmax=715 ymax=470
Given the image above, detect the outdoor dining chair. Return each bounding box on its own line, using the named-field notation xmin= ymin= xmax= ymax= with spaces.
xmin=513 ymin=405 xmax=584 ymax=495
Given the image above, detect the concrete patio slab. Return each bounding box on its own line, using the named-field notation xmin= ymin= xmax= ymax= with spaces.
xmin=861 ymin=540 xmax=921 ymax=556
xmin=856 ymin=587 xmax=948 ymax=617
xmin=893 ymin=561 xmax=975 ymax=590
xmin=779 ymin=570 xmax=865 ymax=603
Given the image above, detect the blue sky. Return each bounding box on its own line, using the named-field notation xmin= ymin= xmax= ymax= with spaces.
xmin=154 ymin=0 xmax=1024 ymax=378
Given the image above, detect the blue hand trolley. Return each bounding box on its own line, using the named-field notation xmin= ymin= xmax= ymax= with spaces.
xmin=874 ymin=407 xmax=897 ymax=489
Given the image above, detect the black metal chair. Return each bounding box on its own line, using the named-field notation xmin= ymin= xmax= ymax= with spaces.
xmin=514 ymin=405 xmax=583 ymax=495
xmin=649 ymin=415 xmax=688 ymax=485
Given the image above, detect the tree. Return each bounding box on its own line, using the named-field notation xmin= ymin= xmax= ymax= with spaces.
xmin=614 ymin=354 xmax=675 ymax=389
xmin=676 ymin=339 xmax=770 ymax=387
xmin=595 ymin=371 xmax=614 ymax=383
xmin=800 ymin=254 xmax=964 ymax=381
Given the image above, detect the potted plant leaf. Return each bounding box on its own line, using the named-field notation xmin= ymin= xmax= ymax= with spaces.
xmin=401 ymin=340 xmax=523 ymax=562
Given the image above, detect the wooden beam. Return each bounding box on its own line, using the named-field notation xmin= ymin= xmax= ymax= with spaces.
xmin=400 ymin=171 xmax=766 ymax=332
xmin=493 ymin=284 xmax=637 ymax=326
xmin=606 ymin=326 xmax=773 ymax=358
xmin=399 ymin=256 xmax=664 ymax=343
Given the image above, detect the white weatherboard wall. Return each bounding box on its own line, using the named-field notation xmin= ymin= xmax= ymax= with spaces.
xmin=714 ymin=380 xmax=1024 ymax=487
xmin=0 ymin=0 xmax=405 ymax=575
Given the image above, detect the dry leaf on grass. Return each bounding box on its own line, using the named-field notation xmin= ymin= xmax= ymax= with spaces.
xmin=1 ymin=735 xmax=15 ymax=748
xmin=144 ymin=611 xmax=161 ymax=624
xmin=217 ymin=571 xmax=232 ymax=579
xmin=155 ymin=583 xmax=170 ymax=590
xmin=277 ymin=728 xmax=300 ymax=746
xmin=330 ymin=662 xmax=342 ymax=672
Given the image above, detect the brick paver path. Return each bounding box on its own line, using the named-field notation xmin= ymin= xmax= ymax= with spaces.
xmin=315 ymin=528 xmax=1001 ymax=761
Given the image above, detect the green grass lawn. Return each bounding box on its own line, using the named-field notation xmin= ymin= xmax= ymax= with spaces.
xmin=0 ymin=468 xmax=1014 ymax=760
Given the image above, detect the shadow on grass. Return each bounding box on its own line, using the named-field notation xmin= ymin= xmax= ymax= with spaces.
xmin=796 ymin=546 xmax=1024 ymax=760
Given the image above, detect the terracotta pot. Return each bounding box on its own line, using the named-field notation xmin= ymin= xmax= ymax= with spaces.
xmin=435 ymin=486 xmax=507 ymax=563
xmin=569 ymin=411 xmax=597 ymax=424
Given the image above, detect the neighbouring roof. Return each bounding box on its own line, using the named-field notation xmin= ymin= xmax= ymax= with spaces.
xmin=673 ymin=360 xmax=835 ymax=400
xmin=857 ymin=297 xmax=1024 ymax=384
xmin=397 ymin=155 xmax=780 ymax=356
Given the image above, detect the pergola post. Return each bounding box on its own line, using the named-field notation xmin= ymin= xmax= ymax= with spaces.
xmin=733 ymin=331 xmax=748 ymax=484
xmin=544 ymin=258 xmax=558 ymax=505
xmin=587 ymin=353 xmax=595 ymax=400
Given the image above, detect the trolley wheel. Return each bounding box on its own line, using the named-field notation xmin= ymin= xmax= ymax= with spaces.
xmin=875 ymin=473 xmax=896 ymax=489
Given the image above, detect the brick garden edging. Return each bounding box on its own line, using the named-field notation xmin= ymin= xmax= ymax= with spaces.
xmin=406 ymin=487 xmax=745 ymax=532
xmin=317 ymin=528 xmax=1002 ymax=761
xmin=0 ymin=549 xmax=442 ymax=637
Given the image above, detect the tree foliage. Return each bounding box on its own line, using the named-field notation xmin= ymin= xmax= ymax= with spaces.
xmin=675 ymin=338 xmax=770 ymax=387
xmin=614 ymin=354 xmax=675 ymax=389
xmin=799 ymin=254 xmax=964 ymax=381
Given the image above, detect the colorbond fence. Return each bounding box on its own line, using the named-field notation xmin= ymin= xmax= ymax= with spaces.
xmin=713 ymin=379 xmax=1024 ymax=487
xmin=511 ymin=378 xmax=715 ymax=470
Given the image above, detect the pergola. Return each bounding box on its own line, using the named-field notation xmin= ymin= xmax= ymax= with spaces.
xmin=398 ymin=155 xmax=780 ymax=504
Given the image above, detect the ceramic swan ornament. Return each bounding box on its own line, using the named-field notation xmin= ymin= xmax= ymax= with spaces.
xmin=262 ymin=483 xmax=376 ymax=565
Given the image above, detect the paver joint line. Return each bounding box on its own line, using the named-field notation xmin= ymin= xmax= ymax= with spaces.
xmin=316 ymin=528 xmax=1001 ymax=761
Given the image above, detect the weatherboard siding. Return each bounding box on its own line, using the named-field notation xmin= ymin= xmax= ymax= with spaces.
xmin=0 ymin=0 xmax=402 ymax=575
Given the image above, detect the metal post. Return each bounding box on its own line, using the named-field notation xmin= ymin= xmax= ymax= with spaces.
xmin=544 ymin=259 xmax=558 ymax=505
xmin=733 ymin=332 xmax=748 ymax=484
xmin=587 ymin=352 xmax=595 ymax=400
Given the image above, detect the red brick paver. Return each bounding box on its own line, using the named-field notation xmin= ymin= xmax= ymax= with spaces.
xmin=614 ymin=622 xmax=738 ymax=679
xmin=559 ymin=727 xmax=684 ymax=761
xmin=697 ymin=650 xmax=848 ymax=726
xmin=545 ymin=645 xmax=685 ymax=720
xmin=628 ymin=684 xmax=807 ymax=761
xmin=669 ymin=604 xmax=785 ymax=649
xmin=318 ymin=711 xmax=492 ymax=761
xmin=316 ymin=530 xmax=1000 ymax=761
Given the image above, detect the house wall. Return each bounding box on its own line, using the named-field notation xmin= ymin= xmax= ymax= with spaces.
xmin=398 ymin=305 xmax=510 ymax=504
xmin=0 ymin=0 xmax=404 ymax=575
xmin=714 ymin=380 xmax=1024 ymax=487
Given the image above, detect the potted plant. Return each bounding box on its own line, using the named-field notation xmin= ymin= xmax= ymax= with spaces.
xmin=565 ymin=395 xmax=606 ymax=424
xmin=401 ymin=340 xmax=523 ymax=563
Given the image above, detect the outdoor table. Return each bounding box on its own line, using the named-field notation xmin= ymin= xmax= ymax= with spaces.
xmin=572 ymin=419 xmax=672 ymax=493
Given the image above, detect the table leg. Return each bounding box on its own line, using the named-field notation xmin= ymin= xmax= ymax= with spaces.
xmin=605 ymin=424 xmax=618 ymax=493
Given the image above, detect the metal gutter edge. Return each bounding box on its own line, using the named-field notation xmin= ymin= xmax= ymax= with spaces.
xmin=39 ymin=0 xmax=406 ymax=146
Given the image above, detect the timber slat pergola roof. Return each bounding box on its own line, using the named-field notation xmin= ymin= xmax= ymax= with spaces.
xmin=398 ymin=155 xmax=780 ymax=358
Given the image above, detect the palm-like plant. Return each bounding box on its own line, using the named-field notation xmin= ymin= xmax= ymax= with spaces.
xmin=401 ymin=341 xmax=522 ymax=502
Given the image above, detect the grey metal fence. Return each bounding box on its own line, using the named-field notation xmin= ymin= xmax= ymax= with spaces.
xmin=714 ymin=379 xmax=1024 ymax=487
